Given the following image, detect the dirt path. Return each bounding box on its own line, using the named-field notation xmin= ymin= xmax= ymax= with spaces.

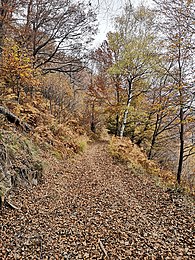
xmin=0 ymin=142 xmax=194 ymax=259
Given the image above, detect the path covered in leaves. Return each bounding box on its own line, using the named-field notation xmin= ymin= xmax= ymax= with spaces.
xmin=0 ymin=143 xmax=194 ymax=259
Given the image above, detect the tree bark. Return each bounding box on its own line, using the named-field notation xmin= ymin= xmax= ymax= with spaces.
xmin=177 ymin=106 xmax=184 ymax=184
xmin=115 ymin=83 xmax=120 ymax=136
xmin=90 ymin=102 xmax=96 ymax=133
xmin=0 ymin=0 xmax=7 ymax=59
xmin=148 ymin=113 xmax=160 ymax=159
xmin=115 ymin=114 xmax=120 ymax=137
xmin=120 ymin=78 xmax=132 ymax=138
xmin=177 ymin=38 xmax=184 ymax=185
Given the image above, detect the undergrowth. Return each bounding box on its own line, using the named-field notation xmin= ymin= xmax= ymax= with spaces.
xmin=109 ymin=136 xmax=194 ymax=197
xmin=0 ymin=90 xmax=91 ymax=203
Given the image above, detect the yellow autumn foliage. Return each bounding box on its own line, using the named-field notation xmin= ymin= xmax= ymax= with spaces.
xmin=1 ymin=38 xmax=40 ymax=95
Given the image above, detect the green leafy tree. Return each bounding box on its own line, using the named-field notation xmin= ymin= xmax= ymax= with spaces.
xmin=107 ymin=3 xmax=158 ymax=137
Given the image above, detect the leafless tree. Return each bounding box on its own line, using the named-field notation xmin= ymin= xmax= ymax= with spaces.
xmin=13 ymin=0 xmax=97 ymax=74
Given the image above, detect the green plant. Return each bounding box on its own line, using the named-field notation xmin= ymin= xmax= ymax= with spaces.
xmin=77 ymin=140 xmax=87 ymax=153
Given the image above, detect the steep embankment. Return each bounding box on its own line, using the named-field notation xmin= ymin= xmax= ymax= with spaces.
xmin=0 ymin=142 xmax=194 ymax=259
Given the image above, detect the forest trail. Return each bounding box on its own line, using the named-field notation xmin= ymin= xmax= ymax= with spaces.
xmin=0 ymin=142 xmax=194 ymax=259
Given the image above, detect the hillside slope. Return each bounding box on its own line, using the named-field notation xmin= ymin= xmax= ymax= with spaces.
xmin=0 ymin=142 xmax=194 ymax=259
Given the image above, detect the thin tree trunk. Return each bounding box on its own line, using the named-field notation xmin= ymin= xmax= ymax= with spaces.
xmin=91 ymin=101 xmax=96 ymax=133
xmin=115 ymin=114 xmax=119 ymax=137
xmin=115 ymin=83 xmax=120 ymax=136
xmin=0 ymin=1 xmax=11 ymax=58
xmin=177 ymin=40 xmax=184 ymax=185
xmin=120 ymin=78 xmax=132 ymax=138
xmin=136 ymin=113 xmax=152 ymax=146
xmin=177 ymin=106 xmax=184 ymax=184
xmin=120 ymin=99 xmax=131 ymax=138
xmin=0 ymin=0 xmax=6 ymax=59
xmin=0 ymin=19 xmax=3 ymax=59
xmin=148 ymin=114 xmax=160 ymax=159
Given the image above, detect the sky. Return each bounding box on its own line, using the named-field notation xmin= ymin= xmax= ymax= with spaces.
xmin=91 ymin=0 xmax=154 ymax=46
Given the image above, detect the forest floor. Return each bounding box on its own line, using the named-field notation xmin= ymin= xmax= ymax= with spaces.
xmin=0 ymin=142 xmax=194 ymax=259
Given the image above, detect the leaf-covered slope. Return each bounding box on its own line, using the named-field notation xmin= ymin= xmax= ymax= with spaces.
xmin=0 ymin=93 xmax=90 ymax=208
xmin=0 ymin=142 xmax=194 ymax=259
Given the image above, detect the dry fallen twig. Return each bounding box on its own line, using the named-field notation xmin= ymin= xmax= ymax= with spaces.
xmin=99 ymin=239 xmax=108 ymax=257
xmin=5 ymin=200 xmax=18 ymax=210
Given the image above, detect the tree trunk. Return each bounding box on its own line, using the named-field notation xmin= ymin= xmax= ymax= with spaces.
xmin=115 ymin=83 xmax=120 ymax=136
xmin=91 ymin=102 xmax=96 ymax=133
xmin=120 ymin=78 xmax=132 ymax=138
xmin=148 ymin=114 xmax=160 ymax=159
xmin=0 ymin=1 xmax=11 ymax=58
xmin=0 ymin=1 xmax=6 ymax=59
xmin=115 ymin=114 xmax=119 ymax=137
xmin=0 ymin=19 xmax=3 ymax=59
xmin=177 ymin=41 xmax=184 ymax=185
xmin=136 ymin=113 xmax=152 ymax=146
xmin=177 ymin=107 xmax=184 ymax=184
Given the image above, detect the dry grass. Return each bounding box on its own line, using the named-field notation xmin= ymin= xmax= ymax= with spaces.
xmin=109 ymin=136 xmax=179 ymax=189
